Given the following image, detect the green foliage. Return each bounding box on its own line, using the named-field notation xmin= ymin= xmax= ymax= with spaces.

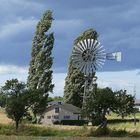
xmin=83 ymin=88 xmax=135 ymax=126
xmin=27 ymin=10 xmax=54 ymax=120
xmin=61 ymin=120 xmax=88 ymax=126
xmin=90 ymin=127 xmax=128 ymax=137
xmin=28 ymin=10 xmax=54 ymax=91
xmin=48 ymin=96 xmax=63 ymax=102
xmin=83 ymin=87 xmax=116 ymax=125
xmin=109 ymin=129 xmax=127 ymax=137
xmin=108 ymin=119 xmax=139 ymax=124
xmin=114 ymin=90 xmax=135 ymax=119
xmin=90 ymin=127 xmax=110 ymax=137
xmin=64 ymin=28 xmax=98 ymax=108
xmin=53 ymin=96 xmax=63 ymax=101
xmin=26 ymin=89 xmax=48 ymax=119
xmin=2 ymin=79 xmax=28 ymax=130
xmin=0 ymin=124 xmax=80 ymax=137
xmin=74 ymin=28 xmax=98 ymax=45
xmin=0 ymin=123 xmax=140 ymax=137
xmin=0 ymin=91 xmax=7 ymax=107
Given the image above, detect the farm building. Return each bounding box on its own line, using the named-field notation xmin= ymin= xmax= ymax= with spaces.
xmin=41 ymin=101 xmax=81 ymax=125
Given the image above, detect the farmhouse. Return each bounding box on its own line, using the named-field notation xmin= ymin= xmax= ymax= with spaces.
xmin=41 ymin=101 xmax=81 ymax=125
xmin=135 ymin=99 xmax=140 ymax=111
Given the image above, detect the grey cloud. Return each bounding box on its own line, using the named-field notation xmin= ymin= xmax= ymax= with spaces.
xmin=0 ymin=0 xmax=140 ymax=72
xmin=0 ymin=18 xmax=37 ymax=41
xmin=136 ymin=72 xmax=140 ymax=75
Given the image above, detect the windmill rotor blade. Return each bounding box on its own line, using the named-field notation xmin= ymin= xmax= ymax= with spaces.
xmin=74 ymin=44 xmax=84 ymax=53
xmin=88 ymin=39 xmax=92 ymax=50
xmin=79 ymin=41 xmax=86 ymax=51
xmin=77 ymin=43 xmax=85 ymax=52
xmin=80 ymin=40 xmax=87 ymax=50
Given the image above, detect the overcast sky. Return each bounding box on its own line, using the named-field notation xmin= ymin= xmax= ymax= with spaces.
xmin=0 ymin=0 xmax=140 ymax=98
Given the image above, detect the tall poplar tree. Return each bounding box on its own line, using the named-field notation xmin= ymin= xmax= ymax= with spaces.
xmin=27 ymin=10 xmax=54 ymax=120
xmin=64 ymin=28 xmax=98 ymax=108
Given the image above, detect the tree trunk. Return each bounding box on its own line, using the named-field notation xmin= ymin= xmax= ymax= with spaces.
xmin=121 ymin=114 xmax=124 ymax=119
xmin=15 ymin=121 xmax=19 ymax=131
xmin=100 ymin=109 xmax=107 ymax=128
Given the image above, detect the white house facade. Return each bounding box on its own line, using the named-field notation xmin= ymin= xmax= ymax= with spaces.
xmin=41 ymin=101 xmax=81 ymax=125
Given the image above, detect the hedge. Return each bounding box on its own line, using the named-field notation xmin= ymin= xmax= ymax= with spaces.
xmin=60 ymin=120 xmax=88 ymax=126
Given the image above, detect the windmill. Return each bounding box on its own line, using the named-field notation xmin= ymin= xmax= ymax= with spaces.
xmin=71 ymin=39 xmax=121 ymax=107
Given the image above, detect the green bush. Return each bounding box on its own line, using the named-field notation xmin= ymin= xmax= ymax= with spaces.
xmin=129 ymin=131 xmax=140 ymax=137
xmin=109 ymin=129 xmax=127 ymax=137
xmin=92 ymin=118 xmax=102 ymax=126
xmin=90 ymin=127 xmax=110 ymax=136
xmin=61 ymin=120 xmax=88 ymax=126
xmin=0 ymin=124 xmax=17 ymax=135
xmin=90 ymin=127 xmax=128 ymax=137
xmin=53 ymin=121 xmax=60 ymax=125
xmin=108 ymin=119 xmax=139 ymax=124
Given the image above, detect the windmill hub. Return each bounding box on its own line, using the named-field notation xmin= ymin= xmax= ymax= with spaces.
xmin=82 ymin=49 xmax=92 ymax=62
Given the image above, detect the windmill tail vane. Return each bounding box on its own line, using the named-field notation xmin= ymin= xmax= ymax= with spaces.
xmin=106 ymin=52 xmax=122 ymax=62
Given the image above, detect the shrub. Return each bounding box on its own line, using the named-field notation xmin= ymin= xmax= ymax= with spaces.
xmin=60 ymin=120 xmax=88 ymax=126
xmin=90 ymin=127 xmax=110 ymax=137
xmin=108 ymin=119 xmax=139 ymax=124
xmin=109 ymin=129 xmax=127 ymax=137
xmin=53 ymin=121 xmax=60 ymax=125
xmin=92 ymin=118 xmax=102 ymax=126
xmin=129 ymin=131 xmax=140 ymax=137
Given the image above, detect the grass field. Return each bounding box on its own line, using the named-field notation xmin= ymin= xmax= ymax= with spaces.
xmin=0 ymin=136 xmax=140 ymax=140
xmin=1 ymin=108 xmax=140 ymax=138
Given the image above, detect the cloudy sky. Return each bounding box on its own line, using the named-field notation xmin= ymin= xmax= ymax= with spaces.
xmin=0 ymin=0 xmax=140 ymax=98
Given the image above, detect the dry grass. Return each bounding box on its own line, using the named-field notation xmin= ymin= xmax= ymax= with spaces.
xmin=1 ymin=107 xmax=140 ymax=136
xmin=0 ymin=108 xmax=12 ymax=124
xmin=107 ymin=113 xmax=140 ymax=120
xmin=108 ymin=122 xmax=140 ymax=132
xmin=0 ymin=136 xmax=139 ymax=140
xmin=35 ymin=124 xmax=84 ymax=130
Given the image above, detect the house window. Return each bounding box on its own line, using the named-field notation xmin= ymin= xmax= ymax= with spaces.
xmin=53 ymin=115 xmax=59 ymax=119
xmin=64 ymin=115 xmax=70 ymax=119
xmin=47 ymin=116 xmax=51 ymax=119
xmin=58 ymin=102 xmax=62 ymax=105
xmin=55 ymin=107 xmax=59 ymax=113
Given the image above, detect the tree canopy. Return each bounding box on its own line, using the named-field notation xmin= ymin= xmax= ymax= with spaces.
xmin=64 ymin=28 xmax=98 ymax=108
xmin=27 ymin=10 xmax=55 ymax=121
xmin=2 ymin=79 xmax=28 ymax=130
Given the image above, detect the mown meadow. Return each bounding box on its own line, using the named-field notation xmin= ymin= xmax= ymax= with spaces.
xmin=1 ymin=108 xmax=140 ymax=139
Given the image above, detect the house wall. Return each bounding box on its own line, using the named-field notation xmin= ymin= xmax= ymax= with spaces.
xmin=41 ymin=107 xmax=79 ymax=125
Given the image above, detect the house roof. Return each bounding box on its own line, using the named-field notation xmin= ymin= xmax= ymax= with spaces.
xmin=135 ymin=99 xmax=140 ymax=105
xmin=60 ymin=103 xmax=81 ymax=114
xmin=48 ymin=100 xmax=64 ymax=106
xmin=46 ymin=102 xmax=81 ymax=114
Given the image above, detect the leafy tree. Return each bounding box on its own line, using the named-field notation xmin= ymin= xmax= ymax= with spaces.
xmin=23 ymin=89 xmax=49 ymax=123
xmin=0 ymin=91 xmax=7 ymax=107
xmin=83 ymin=87 xmax=116 ymax=126
xmin=27 ymin=10 xmax=54 ymax=120
xmin=64 ymin=28 xmax=98 ymax=108
xmin=114 ymin=90 xmax=135 ymax=119
xmin=48 ymin=96 xmax=63 ymax=101
xmin=2 ymin=79 xmax=28 ymax=130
